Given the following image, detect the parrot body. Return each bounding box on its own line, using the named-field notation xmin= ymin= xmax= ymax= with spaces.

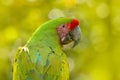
xmin=13 ymin=18 xmax=80 ymax=80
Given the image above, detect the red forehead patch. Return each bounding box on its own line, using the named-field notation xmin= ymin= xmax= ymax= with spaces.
xmin=69 ymin=19 xmax=79 ymax=30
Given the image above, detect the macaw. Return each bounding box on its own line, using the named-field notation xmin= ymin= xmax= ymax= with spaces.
xmin=13 ymin=18 xmax=81 ymax=80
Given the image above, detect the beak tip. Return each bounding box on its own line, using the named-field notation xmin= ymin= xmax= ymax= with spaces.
xmin=72 ymin=40 xmax=79 ymax=48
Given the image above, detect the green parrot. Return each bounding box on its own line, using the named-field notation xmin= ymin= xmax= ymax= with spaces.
xmin=13 ymin=18 xmax=81 ymax=80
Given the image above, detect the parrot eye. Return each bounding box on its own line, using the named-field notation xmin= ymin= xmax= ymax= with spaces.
xmin=62 ymin=24 xmax=65 ymax=28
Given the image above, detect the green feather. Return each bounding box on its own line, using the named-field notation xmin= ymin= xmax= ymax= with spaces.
xmin=13 ymin=18 xmax=72 ymax=80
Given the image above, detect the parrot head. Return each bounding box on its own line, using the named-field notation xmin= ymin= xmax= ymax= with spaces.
xmin=57 ymin=19 xmax=81 ymax=48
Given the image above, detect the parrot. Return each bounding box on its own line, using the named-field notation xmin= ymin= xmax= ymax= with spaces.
xmin=13 ymin=17 xmax=81 ymax=80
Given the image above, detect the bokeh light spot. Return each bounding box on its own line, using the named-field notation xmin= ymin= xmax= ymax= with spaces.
xmin=27 ymin=0 xmax=36 ymax=2
xmin=48 ymin=8 xmax=65 ymax=19
xmin=112 ymin=15 xmax=120 ymax=32
xmin=4 ymin=26 xmax=18 ymax=42
xmin=96 ymin=3 xmax=109 ymax=19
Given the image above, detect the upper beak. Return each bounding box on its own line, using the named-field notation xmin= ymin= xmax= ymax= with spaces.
xmin=69 ymin=26 xmax=81 ymax=48
xmin=63 ymin=26 xmax=81 ymax=48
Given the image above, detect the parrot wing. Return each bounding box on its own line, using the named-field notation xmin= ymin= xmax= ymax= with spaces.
xmin=13 ymin=46 xmax=69 ymax=80
xmin=13 ymin=46 xmax=42 ymax=80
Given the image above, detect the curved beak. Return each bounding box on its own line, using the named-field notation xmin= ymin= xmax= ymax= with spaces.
xmin=63 ymin=26 xmax=81 ymax=48
xmin=70 ymin=26 xmax=81 ymax=48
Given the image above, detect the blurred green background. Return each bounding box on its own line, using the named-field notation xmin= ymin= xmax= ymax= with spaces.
xmin=0 ymin=0 xmax=120 ymax=80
